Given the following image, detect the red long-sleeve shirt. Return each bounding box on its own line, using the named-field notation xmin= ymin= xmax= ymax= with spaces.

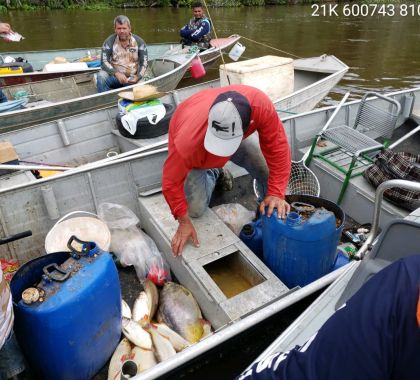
xmin=162 ymin=85 xmax=291 ymax=219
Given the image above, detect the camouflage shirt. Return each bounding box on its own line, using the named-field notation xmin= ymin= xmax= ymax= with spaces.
xmin=100 ymin=33 xmax=148 ymax=79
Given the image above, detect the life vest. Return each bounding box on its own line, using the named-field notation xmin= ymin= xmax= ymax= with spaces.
xmin=187 ymin=16 xmax=212 ymax=46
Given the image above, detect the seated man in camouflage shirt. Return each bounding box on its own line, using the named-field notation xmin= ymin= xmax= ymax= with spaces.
xmin=96 ymin=15 xmax=148 ymax=93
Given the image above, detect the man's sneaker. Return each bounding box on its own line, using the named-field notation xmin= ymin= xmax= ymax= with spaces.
xmin=216 ymin=168 xmax=234 ymax=191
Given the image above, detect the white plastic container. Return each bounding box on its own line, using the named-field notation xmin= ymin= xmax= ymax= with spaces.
xmin=228 ymin=42 xmax=246 ymax=61
xmin=219 ymin=55 xmax=294 ymax=101
xmin=43 ymin=62 xmax=89 ymax=73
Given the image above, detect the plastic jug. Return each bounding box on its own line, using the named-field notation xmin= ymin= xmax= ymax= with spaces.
xmin=10 ymin=236 xmax=122 ymax=380
xmin=228 ymin=42 xmax=246 ymax=61
xmin=190 ymin=56 xmax=206 ymax=79
xmin=262 ymin=197 xmax=344 ymax=288
xmin=239 ymin=218 xmax=263 ymax=260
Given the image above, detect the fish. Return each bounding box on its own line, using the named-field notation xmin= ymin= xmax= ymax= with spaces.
xmin=200 ymin=320 xmax=213 ymax=340
xmin=122 ymin=318 xmax=153 ymax=349
xmin=121 ymin=299 xmax=132 ymax=320
xmin=157 ymin=282 xmax=204 ymax=343
xmin=151 ymin=323 xmax=190 ymax=352
xmin=131 ymin=345 xmax=157 ymax=373
xmin=143 ymin=278 xmax=159 ymax=320
xmin=107 ymin=338 xmax=132 ymax=380
xmin=132 ymin=291 xmax=149 ymax=326
xmin=148 ymin=324 xmax=177 ymax=362
xmin=0 ymin=31 xmax=24 ymax=42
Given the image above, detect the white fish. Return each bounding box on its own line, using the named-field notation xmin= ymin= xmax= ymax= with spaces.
xmin=152 ymin=323 xmax=190 ymax=352
xmin=132 ymin=291 xmax=150 ymax=326
xmin=107 ymin=338 xmax=132 ymax=380
xmin=148 ymin=324 xmax=177 ymax=362
xmin=121 ymin=299 xmax=132 ymax=320
xmin=131 ymin=346 xmax=157 ymax=373
xmin=0 ymin=31 xmax=24 ymax=42
xmin=143 ymin=278 xmax=159 ymax=320
xmin=122 ymin=318 xmax=153 ymax=350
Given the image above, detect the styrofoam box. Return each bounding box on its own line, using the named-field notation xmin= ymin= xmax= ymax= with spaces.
xmin=220 ymin=55 xmax=294 ymax=101
xmin=43 ymin=62 xmax=89 ymax=73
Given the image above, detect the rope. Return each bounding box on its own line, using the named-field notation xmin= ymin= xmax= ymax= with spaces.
xmin=201 ymin=0 xmax=227 ymax=66
xmin=238 ymin=36 xmax=302 ymax=59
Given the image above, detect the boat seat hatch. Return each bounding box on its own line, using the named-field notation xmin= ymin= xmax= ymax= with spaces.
xmin=335 ymin=219 xmax=420 ymax=310
xmin=137 ymin=193 xmax=291 ymax=330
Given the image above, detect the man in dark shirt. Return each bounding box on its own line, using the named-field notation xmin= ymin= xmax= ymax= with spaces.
xmin=238 ymin=254 xmax=420 ymax=380
xmin=180 ymin=2 xmax=212 ymax=49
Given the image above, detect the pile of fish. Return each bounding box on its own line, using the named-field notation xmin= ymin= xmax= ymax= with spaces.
xmin=108 ymin=279 xmax=212 ymax=379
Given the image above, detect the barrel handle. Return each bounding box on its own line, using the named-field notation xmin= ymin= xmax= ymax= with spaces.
xmin=67 ymin=235 xmax=98 ymax=258
xmin=42 ymin=263 xmax=71 ymax=282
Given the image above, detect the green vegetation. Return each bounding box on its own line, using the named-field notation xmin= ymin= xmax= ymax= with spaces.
xmin=0 ymin=0 xmax=291 ymax=10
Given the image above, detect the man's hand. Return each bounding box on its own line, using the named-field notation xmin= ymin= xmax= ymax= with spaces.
xmin=0 ymin=23 xmax=11 ymax=34
xmin=115 ymin=71 xmax=128 ymax=84
xmin=259 ymin=195 xmax=290 ymax=219
xmin=171 ymin=215 xmax=200 ymax=256
xmin=0 ymin=23 xmax=12 ymax=41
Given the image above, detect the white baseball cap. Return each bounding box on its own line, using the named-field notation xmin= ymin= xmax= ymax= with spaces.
xmin=204 ymin=91 xmax=252 ymax=157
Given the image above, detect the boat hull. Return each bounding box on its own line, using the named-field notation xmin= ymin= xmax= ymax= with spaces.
xmin=0 ymin=54 xmax=195 ymax=131
xmin=0 ymin=36 xmax=241 ymax=87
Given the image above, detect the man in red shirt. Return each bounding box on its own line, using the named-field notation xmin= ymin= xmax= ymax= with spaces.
xmin=162 ymin=85 xmax=291 ymax=256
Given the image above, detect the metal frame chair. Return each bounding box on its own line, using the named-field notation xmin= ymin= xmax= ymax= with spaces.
xmin=306 ymin=92 xmax=401 ymax=204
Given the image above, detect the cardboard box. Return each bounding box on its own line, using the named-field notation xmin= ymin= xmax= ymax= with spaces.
xmin=0 ymin=141 xmax=19 ymax=175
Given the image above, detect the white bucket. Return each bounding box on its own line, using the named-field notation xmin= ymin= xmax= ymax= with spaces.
xmin=228 ymin=42 xmax=246 ymax=61
xmin=45 ymin=211 xmax=111 ymax=253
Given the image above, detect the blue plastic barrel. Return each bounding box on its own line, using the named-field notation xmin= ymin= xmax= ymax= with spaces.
xmin=10 ymin=241 xmax=122 ymax=380
xmin=262 ymin=195 xmax=344 ymax=288
xmin=239 ymin=218 xmax=263 ymax=260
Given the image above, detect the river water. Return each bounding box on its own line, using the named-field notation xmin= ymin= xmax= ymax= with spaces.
xmin=3 ymin=4 xmax=420 ymax=101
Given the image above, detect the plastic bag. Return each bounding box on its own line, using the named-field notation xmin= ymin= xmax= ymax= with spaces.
xmin=97 ymin=202 xmax=139 ymax=230
xmin=212 ymin=203 xmax=255 ymax=236
xmin=98 ymin=203 xmax=171 ymax=285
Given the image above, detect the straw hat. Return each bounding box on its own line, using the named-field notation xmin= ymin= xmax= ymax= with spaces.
xmin=118 ymin=84 xmax=166 ymax=102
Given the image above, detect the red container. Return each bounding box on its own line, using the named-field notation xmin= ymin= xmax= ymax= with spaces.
xmin=190 ymin=57 xmax=206 ymax=79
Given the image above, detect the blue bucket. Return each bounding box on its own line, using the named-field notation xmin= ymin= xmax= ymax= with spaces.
xmin=262 ymin=195 xmax=344 ymax=288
